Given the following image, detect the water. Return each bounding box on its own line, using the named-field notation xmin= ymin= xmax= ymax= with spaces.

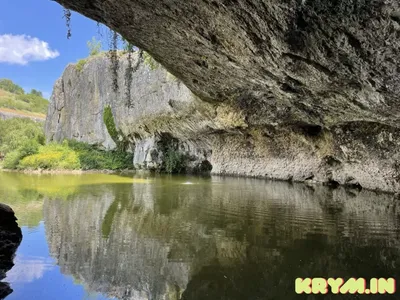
xmin=1 ymin=171 xmax=400 ymax=299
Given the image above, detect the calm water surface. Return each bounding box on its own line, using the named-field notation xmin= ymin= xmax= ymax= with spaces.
xmin=1 ymin=172 xmax=400 ymax=299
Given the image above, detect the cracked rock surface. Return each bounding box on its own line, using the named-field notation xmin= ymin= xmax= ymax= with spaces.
xmin=49 ymin=0 xmax=400 ymax=192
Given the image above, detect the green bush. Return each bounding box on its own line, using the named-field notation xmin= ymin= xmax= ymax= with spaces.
xmin=102 ymin=106 xmax=129 ymax=151
xmin=164 ymin=147 xmax=186 ymax=174
xmin=19 ymin=142 xmax=81 ymax=170
xmin=3 ymin=150 xmax=24 ymax=169
xmin=75 ymin=59 xmax=87 ymax=72
xmin=0 ymin=117 xmax=133 ymax=171
xmin=2 ymin=140 xmax=41 ymax=169
xmin=18 ymin=140 xmax=40 ymax=157
xmin=0 ymin=79 xmax=24 ymax=94
xmin=15 ymin=94 xmax=48 ymax=113
xmin=0 ymin=91 xmax=48 ymax=114
xmin=68 ymin=140 xmax=133 ymax=170
xmin=0 ymin=118 xmax=44 ymax=156
xmin=87 ymin=37 xmax=102 ymax=56
xmin=103 ymin=106 xmax=118 ymax=141
xmin=143 ymin=51 xmax=159 ymax=70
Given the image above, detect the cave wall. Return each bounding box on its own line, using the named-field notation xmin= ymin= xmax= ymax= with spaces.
xmin=47 ymin=0 xmax=400 ymax=191
xmin=46 ymin=51 xmax=400 ymax=192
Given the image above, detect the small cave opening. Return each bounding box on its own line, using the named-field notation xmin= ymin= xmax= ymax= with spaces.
xmin=301 ymin=124 xmax=322 ymax=137
xmin=291 ymin=122 xmax=323 ymax=137
xmin=326 ymin=179 xmax=340 ymax=189
xmin=199 ymin=160 xmax=213 ymax=173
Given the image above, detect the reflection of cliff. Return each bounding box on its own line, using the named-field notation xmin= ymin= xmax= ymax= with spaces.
xmin=44 ymin=177 xmax=400 ymax=299
xmin=45 ymin=183 xmax=190 ymax=300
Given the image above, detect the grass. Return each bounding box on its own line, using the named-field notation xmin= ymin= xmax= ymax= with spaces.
xmin=67 ymin=140 xmax=133 ymax=170
xmin=6 ymin=140 xmax=134 ymax=171
xmin=103 ymin=105 xmax=129 ymax=151
xmin=75 ymin=59 xmax=87 ymax=72
xmin=19 ymin=141 xmax=81 ymax=170
xmin=0 ymin=118 xmax=133 ymax=171
xmin=143 ymin=51 xmax=159 ymax=70
xmin=0 ymin=118 xmax=45 ymax=157
xmin=0 ymin=107 xmax=46 ymax=119
xmin=0 ymin=88 xmax=48 ymax=114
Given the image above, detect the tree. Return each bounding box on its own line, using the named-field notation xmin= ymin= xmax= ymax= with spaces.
xmin=87 ymin=37 xmax=102 ymax=56
xmin=30 ymin=89 xmax=43 ymax=97
xmin=0 ymin=79 xmax=25 ymax=95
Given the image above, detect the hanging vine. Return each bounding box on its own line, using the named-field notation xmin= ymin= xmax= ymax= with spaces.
xmin=108 ymin=30 xmax=119 ymax=94
xmin=96 ymin=22 xmax=103 ymax=38
xmin=63 ymin=8 xmax=72 ymax=39
xmin=124 ymin=41 xmax=134 ymax=107
xmin=123 ymin=39 xmax=142 ymax=108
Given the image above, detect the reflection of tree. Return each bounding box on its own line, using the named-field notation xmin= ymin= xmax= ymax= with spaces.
xmin=43 ymin=177 xmax=400 ymax=300
xmin=0 ymin=172 xmax=141 ymax=228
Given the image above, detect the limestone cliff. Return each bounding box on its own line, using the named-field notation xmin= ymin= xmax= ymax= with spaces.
xmin=45 ymin=52 xmax=238 ymax=172
xmin=46 ymin=49 xmax=400 ymax=192
xmin=48 ymin=0 xmax=400 ymax=192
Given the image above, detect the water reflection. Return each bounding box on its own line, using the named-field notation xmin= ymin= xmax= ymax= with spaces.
xmin=5 ymin=255 xmax=54 ymax=283
xmin=37 ymin=176 xmax=400 ymax=299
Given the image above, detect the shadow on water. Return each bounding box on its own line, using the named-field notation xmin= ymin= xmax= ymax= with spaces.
xmin=2 ymin=172 xmax=400 ymax=299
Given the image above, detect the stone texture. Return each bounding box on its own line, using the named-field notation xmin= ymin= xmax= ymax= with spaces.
xmin=48 ymin=1 xmax=400 ymax=192
xmin=45 ymin=53 xmax=228 ymax=171
xmin=54 ymin=0 xmax=400 ymax=127
xmin=0 ymin=203 xmax=22 ymax=299
xmin=42 ymin=177 xmax=400 ymax=299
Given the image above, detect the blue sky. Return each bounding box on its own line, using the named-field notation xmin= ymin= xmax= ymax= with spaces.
xmin=0 ymin=0 xmax=110 ymax=99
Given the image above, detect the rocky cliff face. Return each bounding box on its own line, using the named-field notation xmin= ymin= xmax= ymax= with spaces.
xmin=0 ymin=203 xmax=22 ymax=299
xmin=48 ymin=0 xmax=400 ymax=192
xmin=45 ymin=52 xmax=240 ymax=172
xmin=46 ymin=51 xmax=400 ymax=192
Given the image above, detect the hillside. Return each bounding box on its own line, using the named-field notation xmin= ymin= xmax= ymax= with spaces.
xmin=0 ymin=79 xmax=48 ymax=120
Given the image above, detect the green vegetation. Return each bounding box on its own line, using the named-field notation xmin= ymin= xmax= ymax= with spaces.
xmin=75 ymin=59 xmax=87 ymax=72
xmin=0 ymin=79 xmax=25 ymax=94
xmin=30 ymin=89 xmax=43 ymax=97
xmin=0 ymin=118 xmax=133 ymax=171
xmin=103 ymin=106 xmax=118 ymax=141
xmin=19 ymin=141 xmax=81 ymax=170
xmin=67 ymin=140 xmax=133 ymax=170
xmin=0 ymin=172 xmax=146 ymax=226
xmin=0 ymin=79 xmax=48 ymax=114
xmin=143 ymin=51 xmax=159 ymax=70
xmin=103 ymin=105 xmax=129 ymax=151
xmin=0 ymin=118 xmax=45 ymax=168
xmin=87 ymin=36 xmax=102 ymax=56
xmin=164 ymin=147 xmax=187 ymax=174
xmin=166 ymin=72 xmax=178 ymax=82
xmin=121 ymin=37 xmax=136 ymax=53
xmin=3 ymin=139 xmax=133 ymax=171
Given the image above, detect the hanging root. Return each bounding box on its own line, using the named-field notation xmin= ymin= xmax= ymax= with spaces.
xmin=63 ymin=8 xmax=72 ymax=39
xmin=108 ymin=30 xmax=119 ymax=93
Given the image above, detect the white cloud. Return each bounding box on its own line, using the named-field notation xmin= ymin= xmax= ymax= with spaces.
xmin=5 ymin=255 xmax=54 ymax=283
xmin=0 ymin=34 xmax=59 ymax=65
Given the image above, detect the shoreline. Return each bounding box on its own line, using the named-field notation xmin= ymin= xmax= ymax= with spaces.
xmin=0 ymin=168 xmax=135 ymax=175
